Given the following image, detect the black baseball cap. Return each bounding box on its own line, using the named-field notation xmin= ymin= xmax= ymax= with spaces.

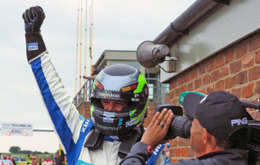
xmin=183 ymin=91 xmax=252 ymax=141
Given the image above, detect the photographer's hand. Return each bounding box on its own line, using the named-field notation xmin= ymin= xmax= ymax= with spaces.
xmin=141 ymin=108 xmax=173 ymax=149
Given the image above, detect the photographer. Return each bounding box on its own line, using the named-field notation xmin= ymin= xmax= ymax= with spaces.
xmin=120 ymin=91 xmax=251 ymax=165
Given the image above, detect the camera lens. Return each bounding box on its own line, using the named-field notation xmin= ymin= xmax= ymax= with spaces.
xmin=164 ymin=116 xmax=192 ymax=140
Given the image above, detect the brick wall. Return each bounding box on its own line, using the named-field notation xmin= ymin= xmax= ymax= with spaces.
xmin=165 ymin=33 xmax=260 ymax=162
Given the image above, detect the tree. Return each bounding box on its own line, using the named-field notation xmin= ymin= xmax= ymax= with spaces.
xmin=9 ymin=146 xmax=21 ymax=153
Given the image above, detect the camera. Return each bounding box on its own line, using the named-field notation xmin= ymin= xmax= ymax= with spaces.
xmin=156 ymin=104 xmax=191 ymax=140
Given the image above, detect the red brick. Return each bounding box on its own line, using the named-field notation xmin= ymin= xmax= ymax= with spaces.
xmin=171 ymin=80 xmax=178 ymax=90
xmin=171 ymin=159 xmax=179 ymax=163
xmin=183 ymin=73 xmax=191 ymax=83
xmin=180 ymin=85 xmax=187 ymax=93
xmin=230 ymin=60 xmax=242 ymax=74
xmin=177 ymin=138 xmax=191 ymax=147
xmin=191 ymin=68 xmax=198 ymax=79
xmin=165 ymin=97 xmax=171 ymax=104
xmin=225 ymin=49 xmax=234 ymax=63
xmin=211 ymin=70 xmax=220 ymax=82
xmin=199 ymin=64 xmax=207 ymax=75
xmin=172 ymin=99 xmax=178 ymax=105
xmin=235 ymin=71 xmax=248 ymax=85
xmin=215 ymin=55 xmax=224 ymax=68
xmin=249 ymin=35 xmax=260 ymax=52
xmin=236 ymin=43 xmax=247 ymax=59
xmin=188 ymin=148 xmax=197 ymax=157
xmin=171 ymin=139 xmax=178 ymax=147
xmin=256 ymin=50 xmax=260 ymax=64
xmin=203 ymin=74 xmax=210 ymax=85
xmin=256 ymin=80 xmax=260 ymax=94
xmin=175 ymin=88 xmax=181 ymax=97
xmin=225 ymin=76 xmax=236 ymax=89
xmin=242 ymin=53 xmax=254 ymax=68
xmin=207 ymin=84 xmax=215 ymax=93
xmin=194 ymin=78 xmax=202 ymax=89
xmin=232 ymin=88 xmax=241 ymax=98
xmin=169 ymin=91 xmax=174 ymax=99
xmin=215 ymin=80 xmax=225 ymax=91
xmin=148 ymin=105 xmax=156 ymax=113
xmin=174 ymin=148 xmax=189 ymax=157
xmin=188 ymin=82 xmax=193 ymax=91
xmin=219 ymin=66 xmax=229 ymax=78
xmin=173 ymin=148 xmax=181 ymax=157
xmin=207 ymin=58 xmax=215 ymax=72
xmin=242 ymin=83 xmax=255 ymax=98
xmin=198 ymin=88 xmax=206 ymax=94
xmin=178 ymin=77 xmax=184 ymax=86
xmin=249 ymin=66 xmax=260 ymax=81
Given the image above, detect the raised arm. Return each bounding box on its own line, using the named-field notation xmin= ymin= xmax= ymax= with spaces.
xmin=22 ymin=6 xmax=93 ymax=155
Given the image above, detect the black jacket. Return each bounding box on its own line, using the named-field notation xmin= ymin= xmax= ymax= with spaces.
xmin=120 ymin=142 xmax=248 ymax=165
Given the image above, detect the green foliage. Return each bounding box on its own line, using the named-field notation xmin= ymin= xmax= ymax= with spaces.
xmin=7 ymin=146 xmax=54 ymax=155
xmin=9 ymin=146 xmax=21 ymax=153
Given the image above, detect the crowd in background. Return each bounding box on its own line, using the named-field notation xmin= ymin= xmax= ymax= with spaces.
xmin=0 ymin=151 xmax=66 ymax=165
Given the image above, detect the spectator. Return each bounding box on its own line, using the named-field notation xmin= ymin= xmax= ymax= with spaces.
xmin=83 ymin=65 xmax=100 ymax=80
xmin=26 ymin=154 xmax=31 ymax=165
xmin=54 ymin=153 xmax=63 ymax=165
xmin=22 ymin=6 xmax=167 ymax=165
xmin=43 ymin=155 xmax=53 ymax=165
xmin=120 ymin=91 xmax=251 ymax=165
xmin=3 ymin=154 xmax=7 ymax=160
xmin=31 ymin=155 xmax=39 ymax=165
xmin=39 ymin=157 xmax=43 ymax=165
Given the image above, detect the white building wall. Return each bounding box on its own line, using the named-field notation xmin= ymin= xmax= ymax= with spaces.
xmin=161 ymin=0 xmax=260 ymax=82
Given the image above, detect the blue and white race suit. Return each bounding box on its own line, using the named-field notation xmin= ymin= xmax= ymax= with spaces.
xmin=29 ymin=51 xmax=168 ymax=165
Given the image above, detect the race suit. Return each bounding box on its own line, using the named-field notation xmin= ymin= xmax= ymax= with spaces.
xmin=29 ymin=51 xmax=168 ymax=165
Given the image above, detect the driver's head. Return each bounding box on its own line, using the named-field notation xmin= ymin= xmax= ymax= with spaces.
xmin=184 ymin=91 xmax=252 ymax=154
xmin=90 ymin=64 xmax=149 ymax=138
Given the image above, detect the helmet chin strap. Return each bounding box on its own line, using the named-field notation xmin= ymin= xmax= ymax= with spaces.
xmin=84 ymin=128 xmax=104 ymax=150
xmin=118 ymin=126 xmax=144 ymax=158
xmin=84 ymin=126 xmax=144 ymax=158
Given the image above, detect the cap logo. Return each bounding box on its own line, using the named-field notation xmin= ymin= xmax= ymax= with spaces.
xmin=231 ymin=117 xmax=248 ymax=127
xmin=199 ymin=95 xmax=208 ymax=104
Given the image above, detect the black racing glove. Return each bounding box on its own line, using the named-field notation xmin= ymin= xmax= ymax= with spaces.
xmin=22 ymin=6 xmax=46 ymax=63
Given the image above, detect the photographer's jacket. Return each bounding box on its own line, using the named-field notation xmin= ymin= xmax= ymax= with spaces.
xmin=30 ymin=51 xmax=166 ymax=165
xmin=120 ymin=142 xmax=248 ymax=165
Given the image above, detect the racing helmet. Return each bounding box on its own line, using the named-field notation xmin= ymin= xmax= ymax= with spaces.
xmin=90 ymin=64 xmax=149 ymax=137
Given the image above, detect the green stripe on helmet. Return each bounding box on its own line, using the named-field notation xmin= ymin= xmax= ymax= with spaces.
xmin=92 ymin=81 xmax=96 ymax=90
xmin=90 ymin=105 xmax=95 ymax=115
xmin=134 ymin=74 xmax=147 ymax=94
xmin=129 ymin=109 xmax=137 ymax=117
xmin=130 ymin=97 xmax=148 ymax=124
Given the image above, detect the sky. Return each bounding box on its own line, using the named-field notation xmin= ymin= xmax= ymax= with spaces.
xmin=0 ymin=0 xmax=196 ymax=153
